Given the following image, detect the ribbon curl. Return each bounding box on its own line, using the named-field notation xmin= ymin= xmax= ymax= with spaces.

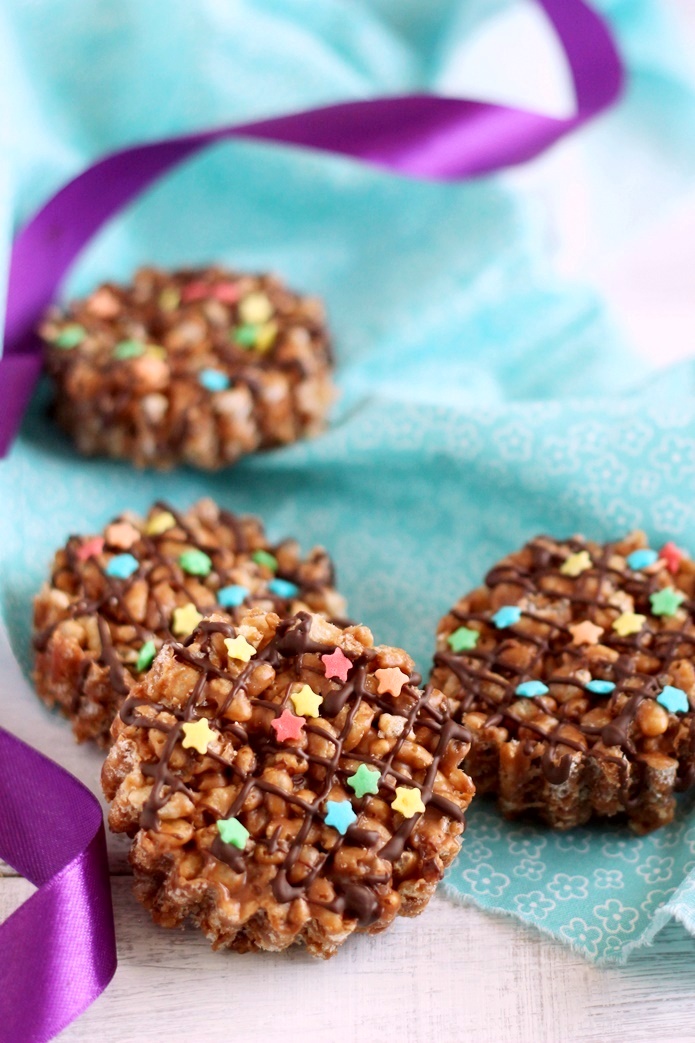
xmin=0 ymin=0 xmax=622 ymax=456
xmin=0 ymin=728 xmax=116 ymax=1043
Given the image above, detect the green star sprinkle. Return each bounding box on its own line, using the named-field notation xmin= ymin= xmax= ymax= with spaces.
xmin=233 ymin=324 xmax=259 ymax=348
xmin=179 ymin=548 xmax=213 ymax=577
xmin=347 ymin=764 xmax=381 ymax=798
xmin=217 ymin=817 xmax=249 ymax=850
xmin=650 ymin=588 xmax=686 ymax=617
xmin=447 ymin=627 xmax=479 ymax=653
xmin=54 ymin=324 xmax=86 ymax=349
xmin=113 ymin=339 xmax=146 ymax=359
xmin=136 ymin=640 xmax=157 ymax=672
xmin=252 ymin=549 xmax=277 ymax=572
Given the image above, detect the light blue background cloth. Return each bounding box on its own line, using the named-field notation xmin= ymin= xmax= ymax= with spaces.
xmin=3 ymin=0 xmax=695 ymax=963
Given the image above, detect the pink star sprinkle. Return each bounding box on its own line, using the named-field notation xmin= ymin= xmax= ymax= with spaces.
xmin=375 ymin=667 xmax=410 ymax=697
xmin=321 ymin=647 xmax=352 ymax=683
xmin=76 ymin=536 xmax=104 ymax=561
xmin=270 ymin=710 xmax=305 ymax=743
xmin=181 ymin=281 xmax=210 ymax=302
xmin=660 ymin=542 xmax=685 ymax=575
xmin=212 ymin=281 xmax=242 ymax=304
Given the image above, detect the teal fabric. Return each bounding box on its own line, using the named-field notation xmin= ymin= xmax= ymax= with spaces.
xmin=3 ymin=0 xmax=695 ymax=964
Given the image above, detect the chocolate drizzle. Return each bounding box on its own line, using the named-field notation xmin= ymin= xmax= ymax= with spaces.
xmin=433 ymin=535 xmax=695 ymax=795
xmin=121 ymin=612 xmax=471 ymax=926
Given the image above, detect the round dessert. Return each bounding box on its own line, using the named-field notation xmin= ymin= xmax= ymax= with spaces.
xmin=33 ymin=499 xmax=345 ymax=747
xmin=431 ymin=532 xmax=695 ymax=834
xmin=40 ymin=265 xmax=335 ymax=469
xmin=102 ymin=610 xmax=474 ymax=958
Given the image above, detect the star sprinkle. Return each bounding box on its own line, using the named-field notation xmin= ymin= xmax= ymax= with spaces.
xmin=239 ymin=291 xmax=274 ymax=325
xmin=586 ymin=679 xmax=615 ymax=695
xmin=181 ymin=718 xmax=217 ymax=755
xmin=198 ymin=368 xmax=231 ymax=392
xmin=626 ymin=548 xmax=658 ymax=571
xmin=560 ymin=550 xmax=592 ymax=577
xmin=233 ymin=324 xmax=260 ymax=348
xmin=217 ymin=584 xmax=249 ymax=608
xmin=113 ymin=339 xmax=145 ymax=360
xmin=179 ymin=548 xmax=213 ymax=577
xmin=324 ymin=799 xmax=357 ymax=836
xmin=105 ymin=553 xmax=139 ymax=579
xmin=76 ymin=536 xmax=104 ymax=561
xmin=216 ymin=817 xmax=249 ymax=850
xmin=159 ymin=287 xmax=181 ymax=311
xmin=224 ymin=636 xmax=256 ymax=662
xmin=254 ymin=322 xmax=278 ymax=353
xmin=656 ymin=685 xmax=689 ymax=714
xmin=375 ymin=668 xmax=410 ymax=697
xmin=136 ymin=640 xmax=157 ymax=672
xmin=447 ymin=627 xmax=479 ymax=653
xmin=391 ymin=786 xmax=426 ymax=819
xmin=268 ymin=578 xmax=300 ymax=599
xmin=612 ymin=612 xmax=646 ymax=637
xmin=105 ymin=521 xmax=140 ymax=549
xmin=171 ymin=602 xmax=203 ymax=637
xmin=54 ymin=323 xmax=86 ymax=349
xmin=660 ymin=542 xmax=686 ymax=575
xmin=516 ymin=680 xmax=549 ymax=698
xmin=252 ymin=549 xmax=277 ymax=572
xmin=568 ymin=621 xmax=604 ymax=646
xmin=492 ymin=605 xmax=522 ymax=629
xmin=290 ymin=684 xmax=323 ymax=718
xmin=650 ymin=588 xmax=686 ymax=617
xmin=321 ymin=647 xmax=352 ymax=683
xmin=270 ymin=709 xmax=305 ymax=743
xmin=145 ymin=510 xmax=176 ymax=536
xmin=211 ymin=281 xmax=242 ymax=305
xmin=347 ymin=764 xmax=381 ymax=798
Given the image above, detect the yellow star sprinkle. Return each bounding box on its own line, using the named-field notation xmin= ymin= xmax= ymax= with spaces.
xmin=612 ymin=611 xmax=647 ymax=637
xmin=224 ymin=635 xmax=256 ymax=662
xmin=146 ymin=510 xmax=176 ymax=536
xmin=391 ymin=786 xmax=426 ymax=819
xmin=560 ymin=551 xmax=592 ymax=578
xmin=181 ymin=718 xmax=217 ymax=755
xmin=171 ymin=602 xmax=203 ymax=637
xmin=290 ymin=684 xmax=323 ymax=718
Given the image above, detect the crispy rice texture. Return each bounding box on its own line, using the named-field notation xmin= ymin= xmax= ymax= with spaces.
xmin=102 ymin=610 xmax=474 ymax=957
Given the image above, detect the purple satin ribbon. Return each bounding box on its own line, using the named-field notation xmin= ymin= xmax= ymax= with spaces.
xmin=0 ymin=728 xmax=116 ymax=1043
xmin=0 ymin=0 xmax=622 ymax=457
xmin=0 ymin=1 xmax=622 ymax=1038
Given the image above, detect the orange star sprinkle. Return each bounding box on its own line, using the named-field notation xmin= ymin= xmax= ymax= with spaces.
xmin=105 ymin=521 xmax=141 ymax=549
xmin=568 ymin=621 xmax=604 ymax=646
xmin=375 ymin=668 xmax=410 ymax=697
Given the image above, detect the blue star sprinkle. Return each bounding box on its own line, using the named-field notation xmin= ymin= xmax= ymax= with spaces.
xmin=492 ymin=605 xmax=522 ymax=629
xmin=324 ymin=799 xmax=357 ymax=836
xmin=105 ymin=553 xmax=139 ymax=579
xmin=626 ymin=548 xmax=658 ymax=571
xmin=656 ymin=685 xmax=689 ymax=714
xmin=217 ymin=585 xmax=249 ymax=608
xmin=268 ymin=578 xmax=300 ymax=599
xmin=586 ymin=679 xmax=616 ymax=695
xmin=516 ymin=680 xmax=549 ymax=698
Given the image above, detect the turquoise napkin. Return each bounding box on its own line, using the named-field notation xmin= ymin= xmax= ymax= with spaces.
xmin=3 ymin=0 xmax=695 ymax=964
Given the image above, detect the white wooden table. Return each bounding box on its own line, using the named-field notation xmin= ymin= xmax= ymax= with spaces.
xmin=4 ymin=4 xmax=695 ymax=1038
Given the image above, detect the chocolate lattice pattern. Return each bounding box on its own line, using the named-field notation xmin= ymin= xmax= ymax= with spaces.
xmin=103 ymin=611 xmax=473 ymax=957
xmin=33 ymin=499 xmax=344 ymax=746
xmin=431 ymin=532 xmax=695 ymax=833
